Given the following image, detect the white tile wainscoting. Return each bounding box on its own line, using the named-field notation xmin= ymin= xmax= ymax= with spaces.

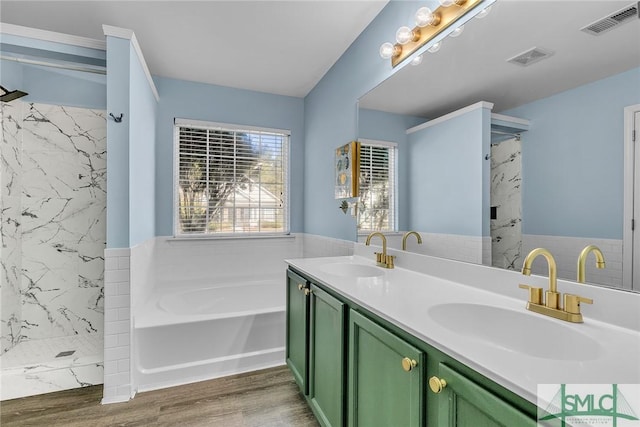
xmin=102 ymin=248 xmax=132 ymax=404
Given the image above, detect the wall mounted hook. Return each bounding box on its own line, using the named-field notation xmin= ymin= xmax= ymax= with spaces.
xmin=109 ymin=113 xmax=123 ymax=123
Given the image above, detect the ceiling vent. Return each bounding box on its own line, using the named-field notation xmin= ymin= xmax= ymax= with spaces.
xmin=506 ymin=47 xmax=554 ymax=67
xmin=580 ymin=2 xmax=639 ymax=36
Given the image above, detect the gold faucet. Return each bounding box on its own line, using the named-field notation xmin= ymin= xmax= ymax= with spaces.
xmin=577 ymin=245 xmax=606 ymax=283
xmin=519 ymin=248 xmax=593 ymax=323
xmin=365 ymin=232 xmax=395 ymax=269
xmin=402 ymin=231 xmax=422 ymax=251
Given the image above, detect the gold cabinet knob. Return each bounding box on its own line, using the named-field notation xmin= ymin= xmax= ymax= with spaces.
xmin=429 ymin=376 xmax=447 ymax=394
xmin=298 ymin=284 xmax=304 ymax=291
xmin=304 ymin=288 xmax=312 ymax=296
xmin=401 ymin=357 xmax=417 ymax=372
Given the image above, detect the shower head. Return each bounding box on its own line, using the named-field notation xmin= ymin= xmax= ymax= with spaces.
xmin=0 ymin=85 xmax=28 ymax=102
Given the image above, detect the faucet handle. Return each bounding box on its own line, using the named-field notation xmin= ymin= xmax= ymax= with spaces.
xmin=564 ymin=294 xmax=593 ymax=315
xmin=519 ymin=284 xmax=543 ymax=305
xmin=374 ymin=252 xmax=383 ymax=263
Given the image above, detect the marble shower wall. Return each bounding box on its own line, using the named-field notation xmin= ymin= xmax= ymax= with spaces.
xmin=1 ymin=101 xmax=106 ymax=349
xmin=1 ymin=101 xmax=24 ymax=353
xmin=490 ymin=137 xmax=522 ymax=271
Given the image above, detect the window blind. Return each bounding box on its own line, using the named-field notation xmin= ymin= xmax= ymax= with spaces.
xmin=358 ymin=141 xmax=396 ymax=232
xmin=174 ymin=121 xmax=289 ymax=236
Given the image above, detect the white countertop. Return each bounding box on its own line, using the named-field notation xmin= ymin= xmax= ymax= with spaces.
xmin=286 ymin=254 xmax=640 ymax=405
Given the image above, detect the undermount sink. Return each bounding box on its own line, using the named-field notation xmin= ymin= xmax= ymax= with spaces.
xmin=428 ymin=303 xmax=602 ymax=361
xmin=318 ymin=262 xmax=384 ymax=278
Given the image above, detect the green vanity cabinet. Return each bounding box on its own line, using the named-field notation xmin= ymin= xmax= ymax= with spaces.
xmin=286 ymin=267 xmax=537 ymax=427
xmin=431 ymin=364 xmax=536 ymax=427
xmin=286 ymin=269 xmax=310 ymax=393
xmin=348 ymin=310 xmax=425 ymax=427
xmin=308 ymin=284 xmax=347 ymax=427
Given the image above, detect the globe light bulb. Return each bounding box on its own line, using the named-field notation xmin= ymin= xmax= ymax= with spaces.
xmin=415 ymin=7 xmax=439 ymax=27
xmin=476 ymin=5 xmax=492 ymax=19
xmin=410 ymin=55 xmax=423 ymax=66
xmin=396 ymin=26 xmax=414 ymax=45
xmin=449 ymin=25 xmax=464 ymax=38
xmin=379 ymin=42 xmax=397 ymax=59
xmin=438 ymin=0 xmax=454 ymax=7
xmin=428 ymin=41 xmax=442 ymax=53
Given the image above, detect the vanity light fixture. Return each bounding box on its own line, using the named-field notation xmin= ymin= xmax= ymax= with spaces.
xmin=475 ymin=5 xmax=492 ymax=18
xmin=428 ymin=41 xmax=442 ymax=53
xmin=449 ymin=25 xmax=465 ymax=37
xmin=379 ymin=0 xmax=492 ymax=67
xmin=379 ymin=42 xmax=401 ymax=59
xmin=396 ymin=26 xmax=419 ymax=45
xmin=415 ymin=7 xmax=441 ymax=27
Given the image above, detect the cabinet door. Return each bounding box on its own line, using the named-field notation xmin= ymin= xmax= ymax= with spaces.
xmin=433 ymin=364 xmax=536 ymax=427
xmin=286 ymin=269 xmax=309 ymax=394
xmin=348 ymin=310 xmax=425 ymax=427
xmin=308 ymin=285 xmax=346 ymax=427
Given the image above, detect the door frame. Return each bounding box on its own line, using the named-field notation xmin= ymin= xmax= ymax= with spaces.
xmin=622 ymin=104 xmax=640 ymax=290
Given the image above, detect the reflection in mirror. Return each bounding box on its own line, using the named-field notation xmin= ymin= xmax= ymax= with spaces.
xmin=358 ymin=1 xmax=640 ymax=291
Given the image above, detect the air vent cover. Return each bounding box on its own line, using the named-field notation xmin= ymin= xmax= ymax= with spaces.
xmin=581 ymin=2 xmax=639 ymax=36
xmin=507 ymin=47 xmax=554 ymax=67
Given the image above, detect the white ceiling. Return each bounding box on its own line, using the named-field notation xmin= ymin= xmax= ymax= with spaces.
xmin=360 ymin=0 xmax=640 ymax=118
xmin=0 ymin=1 xmax=388 ymax=97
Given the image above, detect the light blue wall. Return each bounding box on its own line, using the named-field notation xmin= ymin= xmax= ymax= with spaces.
xmin=1 ymin=34 xmax=106 ymax=109
xmin=128 ymin=47 xmax=157 ymax=246
xmin=105 ymin=36 xmax=131 ymax=248
xmin=407 ymin=106 xmax=489 ymax=236
xmin=105 ymin=36 xmax=158 ymax=248
xmin=153 ymin=76 xmax=305 ymax=236
xmin=502 ymin=67 xmax=640 ymax=240
xmin=358 ymin=108 xmax=426 ymax=230
xmin=303 ymin=0 xmax=492 ymax=240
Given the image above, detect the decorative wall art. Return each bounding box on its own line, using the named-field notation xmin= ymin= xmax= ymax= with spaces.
xmin=334 ymin=141 xmax=360 ymax=199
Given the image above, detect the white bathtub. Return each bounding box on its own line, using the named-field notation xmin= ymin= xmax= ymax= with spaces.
xmin=134 ymin=279 xmax=286 ymax=392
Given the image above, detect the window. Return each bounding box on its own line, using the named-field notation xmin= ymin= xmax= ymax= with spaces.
xmin=174 ymin=119 xmax=289 ymax=236
xmin=358 ymin=140 xmax=397 ymax=232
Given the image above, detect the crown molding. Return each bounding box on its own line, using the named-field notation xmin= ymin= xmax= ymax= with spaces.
xmin=0 ymin=22 xmax=106 ymax=50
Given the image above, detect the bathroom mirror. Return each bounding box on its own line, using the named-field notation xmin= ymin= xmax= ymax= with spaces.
xmin=357 ymin=0 xmax=640 ymax=291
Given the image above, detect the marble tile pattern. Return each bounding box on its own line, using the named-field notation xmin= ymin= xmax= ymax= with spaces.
xmin=20 ymin=102 xmax=107 ymax=340
xmin=1 ymin=101 xmax=24 ymax=354
xmin=490 ymin=137 xmax=523 ymax=271
xmin=1 ymin=101 xmax=107 ymax=347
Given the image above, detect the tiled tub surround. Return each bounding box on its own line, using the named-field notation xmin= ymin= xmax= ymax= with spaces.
xmin=0 ymin=101 xmax=106 ymax=400
xmin=288 ymin=244 xmax=640 ymax=405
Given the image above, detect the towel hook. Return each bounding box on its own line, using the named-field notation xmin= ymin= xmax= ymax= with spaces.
xmin=109 ymin=113 xmax=123 ymax=123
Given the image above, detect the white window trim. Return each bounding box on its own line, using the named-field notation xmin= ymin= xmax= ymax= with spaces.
xmin=357 ymin=138 xmax=399 ymax=235
xmin=173 ymin=118 xmax=291 ymax=238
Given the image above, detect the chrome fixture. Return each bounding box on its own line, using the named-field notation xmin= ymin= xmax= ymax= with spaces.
xmin=577 ymin=245 xmax=606 ymax=283
xmin=365 ymin=232 xmax=395 ymax=269
xmin=519 ymin=248 xmax=593 ymax=323
xmin=402 ymin=231 xmax=423 ymax=251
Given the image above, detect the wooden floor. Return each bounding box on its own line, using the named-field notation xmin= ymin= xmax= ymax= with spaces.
xmin=1 ymin=366 xmax=319 ymax=427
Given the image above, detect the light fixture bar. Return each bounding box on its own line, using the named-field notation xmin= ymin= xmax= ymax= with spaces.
xmin=391 ymin=0 xmax=483 ymax=67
